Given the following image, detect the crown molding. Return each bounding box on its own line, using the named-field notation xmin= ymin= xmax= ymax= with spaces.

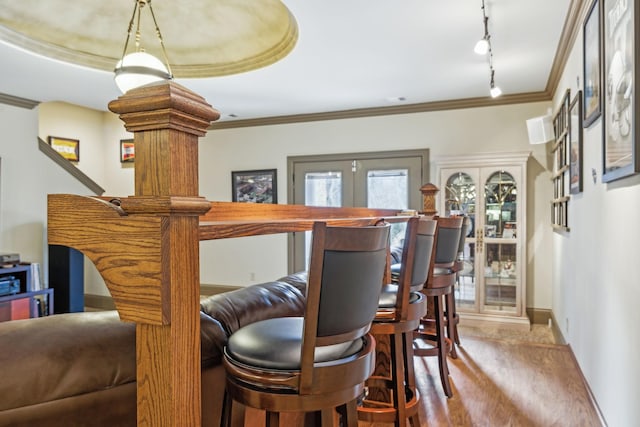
xmin=209 ymin=91 xmax=552 ymax=130
xmin=210 ymin=0 xmax=589 ymax=131
xmin=0 ymin=92 xmax=39 ymax=109
xmin=546 ymin=0 xmax=587 ymax=95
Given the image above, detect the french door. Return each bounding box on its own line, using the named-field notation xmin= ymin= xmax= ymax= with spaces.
xmin=287 ymin=150 xmax=429 ymax=272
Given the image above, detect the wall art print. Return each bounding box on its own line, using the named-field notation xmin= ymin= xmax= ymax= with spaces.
xmin=602 ymin=0 xmax=640 ymax=182
xmin=231 ymin=169 xmax=277 ymax=203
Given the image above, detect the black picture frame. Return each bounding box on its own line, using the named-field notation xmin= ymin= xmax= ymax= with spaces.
xmin=231 ymin=169 xmax=277 ymax=204
xmin=602 ymin=0 xmax=640 ymax=182
xmin=120 ymin=139 xmax=135 ymax=163
xmin=583 ymin=0 xmax=602 ymax=127
xmin=570 ymin=91 xmax=584 ymax=194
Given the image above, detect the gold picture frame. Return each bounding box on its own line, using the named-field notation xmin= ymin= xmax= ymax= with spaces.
xmin=48 ymin=136 xmax=79 ymax=162
xmin=120 ymin=139 xmax=135 ymax=163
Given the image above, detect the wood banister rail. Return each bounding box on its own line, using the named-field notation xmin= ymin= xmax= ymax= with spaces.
xmin=47 ymin=81 xmax=418 ymax=426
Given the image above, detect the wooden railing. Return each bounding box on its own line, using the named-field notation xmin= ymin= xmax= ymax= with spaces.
xmin=38 ymin=137 xmax=105 ymax=195
xmin=47 ymin=81 xmax=420 ymax=426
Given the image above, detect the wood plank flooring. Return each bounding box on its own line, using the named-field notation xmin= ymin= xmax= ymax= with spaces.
xmin=243 ymin=325 xmax=604 ymax=426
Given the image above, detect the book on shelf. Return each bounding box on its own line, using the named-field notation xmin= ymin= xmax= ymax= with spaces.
xmin=30 ymin=262 xmax=44 ymax=291
xmin=33 ymin=294 xmax=48 ymax=317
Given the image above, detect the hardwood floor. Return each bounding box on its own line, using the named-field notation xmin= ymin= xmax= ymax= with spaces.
xmin=243 ymin=325 xmax=604 ymax=426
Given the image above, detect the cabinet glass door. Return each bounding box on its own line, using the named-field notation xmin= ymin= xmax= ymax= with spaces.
xmin=441 ymin=163 xmax=525 ymax=319
xmin=444 ymin=171 xmax=477 ymax=311
xmin=480 ymin=169 xmax=519 ymax=314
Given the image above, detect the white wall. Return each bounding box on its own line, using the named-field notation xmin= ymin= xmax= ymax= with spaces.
xmin=32 ymin=96 xmax=556 ymax=314
xmin=551 ymin=14 xmax=640 ymax=426
xmin=38 ymin=102 xmax=133 ymax=296
xmin=0 ymin=103 xmax=96 ymax=284
xmin=197 ymin=102 xmax=554 ymax=311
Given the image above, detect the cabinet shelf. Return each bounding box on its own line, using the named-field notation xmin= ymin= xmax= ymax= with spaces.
xmin=0 ymin=264 xmax=53 ymax=321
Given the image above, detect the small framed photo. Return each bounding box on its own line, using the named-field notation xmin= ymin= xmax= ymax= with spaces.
xmin=582 ymin=0 xmax=601 ymax=127
xmin=120 ymin=139 xmax=135 ymax=163
xmin=48 ymin=136 xmax=79 ymax=162
xmin=569 ymin=91 xmax=584 ymax=193
xmin=231 ymin=169 xmax=277 ymax=203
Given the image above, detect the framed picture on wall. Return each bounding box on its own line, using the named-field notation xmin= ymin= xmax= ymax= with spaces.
xmin=569 ymin=91 xmax=584 ymax=193
xmin=231 ymin=169 xmax=277 ymax=203
xmin=602 ymin=0 xmax=640 ymax=182
xmin=48 ymin=136 xmax=79 ymax=162
xmin=583 ymin=0 xmax=601 ymax=127
xmin=120 ymin=139 xmax=135 ymax=163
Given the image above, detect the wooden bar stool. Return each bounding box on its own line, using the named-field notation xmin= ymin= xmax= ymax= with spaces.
xmin=447 ymin=215 xmax=471 ymax=353
xmin=358 ymin=217 xmax=437 ymax=426
xmin=221 ymin=221 xmax=389 ymax=427
xmin=413 ymin=216 xmax=463 ymax=398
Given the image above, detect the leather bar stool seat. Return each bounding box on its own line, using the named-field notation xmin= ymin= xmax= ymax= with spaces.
xmin=413 ymin=216 xmax=463 ymax=398
xmin=358 ymin=217 xmax=437 ymax=426
xmin=221 ymin=221 xmax=390 ymax=427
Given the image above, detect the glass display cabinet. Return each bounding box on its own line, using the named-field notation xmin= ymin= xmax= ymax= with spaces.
xmin=437 ymin=152 xmax=529 ymax=327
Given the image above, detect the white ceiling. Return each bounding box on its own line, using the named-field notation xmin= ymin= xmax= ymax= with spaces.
xmin=0 ymin=0 xmax=571 ymax=123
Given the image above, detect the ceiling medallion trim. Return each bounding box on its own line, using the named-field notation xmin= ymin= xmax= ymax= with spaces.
xmin=0 ymin=8 xmax=298 ymax=79
xmin=0 ymin=25 xmax=115 ymax=70
xmin=173 ymin=11 xmax=298 ymax=78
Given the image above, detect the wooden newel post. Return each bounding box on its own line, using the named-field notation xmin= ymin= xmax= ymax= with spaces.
xmin=420 ymin=183 xmax=439 ymax=216
xmin=108 ymin=81 xmax=219 ymax=426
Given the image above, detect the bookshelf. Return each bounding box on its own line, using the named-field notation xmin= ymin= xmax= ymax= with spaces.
xmin=0 ymin=263 xmax=54 ymax=321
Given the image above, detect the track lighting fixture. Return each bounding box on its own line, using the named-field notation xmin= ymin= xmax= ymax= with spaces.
xmin=474 ymin=0 xmax=501 ymax=98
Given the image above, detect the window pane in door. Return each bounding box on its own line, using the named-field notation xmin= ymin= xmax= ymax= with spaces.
xmin=366 ymin=169 xmax=408 ymax=209
xmin=367 ymin=169 xmax=408 ymax=248
xmin=305 ymin=171 xmax=342 ymax=207
xmin=303 ymin=171 xmax=342 ymax=269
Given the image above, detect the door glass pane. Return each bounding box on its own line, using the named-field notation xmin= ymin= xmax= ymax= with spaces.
xmin=305 ymin=171 xmax=342 ymax=207
xmin=366 ymin=169 xmax=408 ymax=209
xmin=444 ymin=172 xmax=476 ymax=217
xmin=367 ymin=169 xmax=408 ymax=248
xmin=484 ymin=171 xmax=516 ymax=238
xmin=304 ymin=171 xmax=342 ymax=269
xmin=445 ymin=172 xmax=477 ymax=310
xmin=483 ymin=242 xmax=517 ymax=312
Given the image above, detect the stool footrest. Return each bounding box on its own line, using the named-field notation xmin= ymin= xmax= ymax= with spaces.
xmin=358 ymin=385 xmax=420 ymax=423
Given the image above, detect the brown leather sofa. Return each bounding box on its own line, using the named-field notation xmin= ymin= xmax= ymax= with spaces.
xmin=0 ymin=276 xmax=307 ymax=427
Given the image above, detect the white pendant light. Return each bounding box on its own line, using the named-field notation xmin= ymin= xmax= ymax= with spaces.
xmin=490 ymin=84 xmax=502 ymax=98
xmin=115 ymin=52 xmax=171 ymax=93
xmin=114 ymin=0 xmax=173 ymax=94
xmin=474 ymin=38 xmax=489 ymax=55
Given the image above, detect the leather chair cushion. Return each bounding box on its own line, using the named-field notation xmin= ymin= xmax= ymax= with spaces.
xmin=0 ymin=310 xmax=228 ymax=412
xmin=0 ymin=311 xmax=136 ymax=412
xmin=390 ymin=263 xmax=401 ymax=278
xmin=200 ymin=281 xmax=306 ymax=337
xmin=277 ymin=271 xmax=308 ymax=295
xmin=227 ymin=317 xmax=363 ymax=370
xmin=378 ymin=284 xmax=422 ymax=308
